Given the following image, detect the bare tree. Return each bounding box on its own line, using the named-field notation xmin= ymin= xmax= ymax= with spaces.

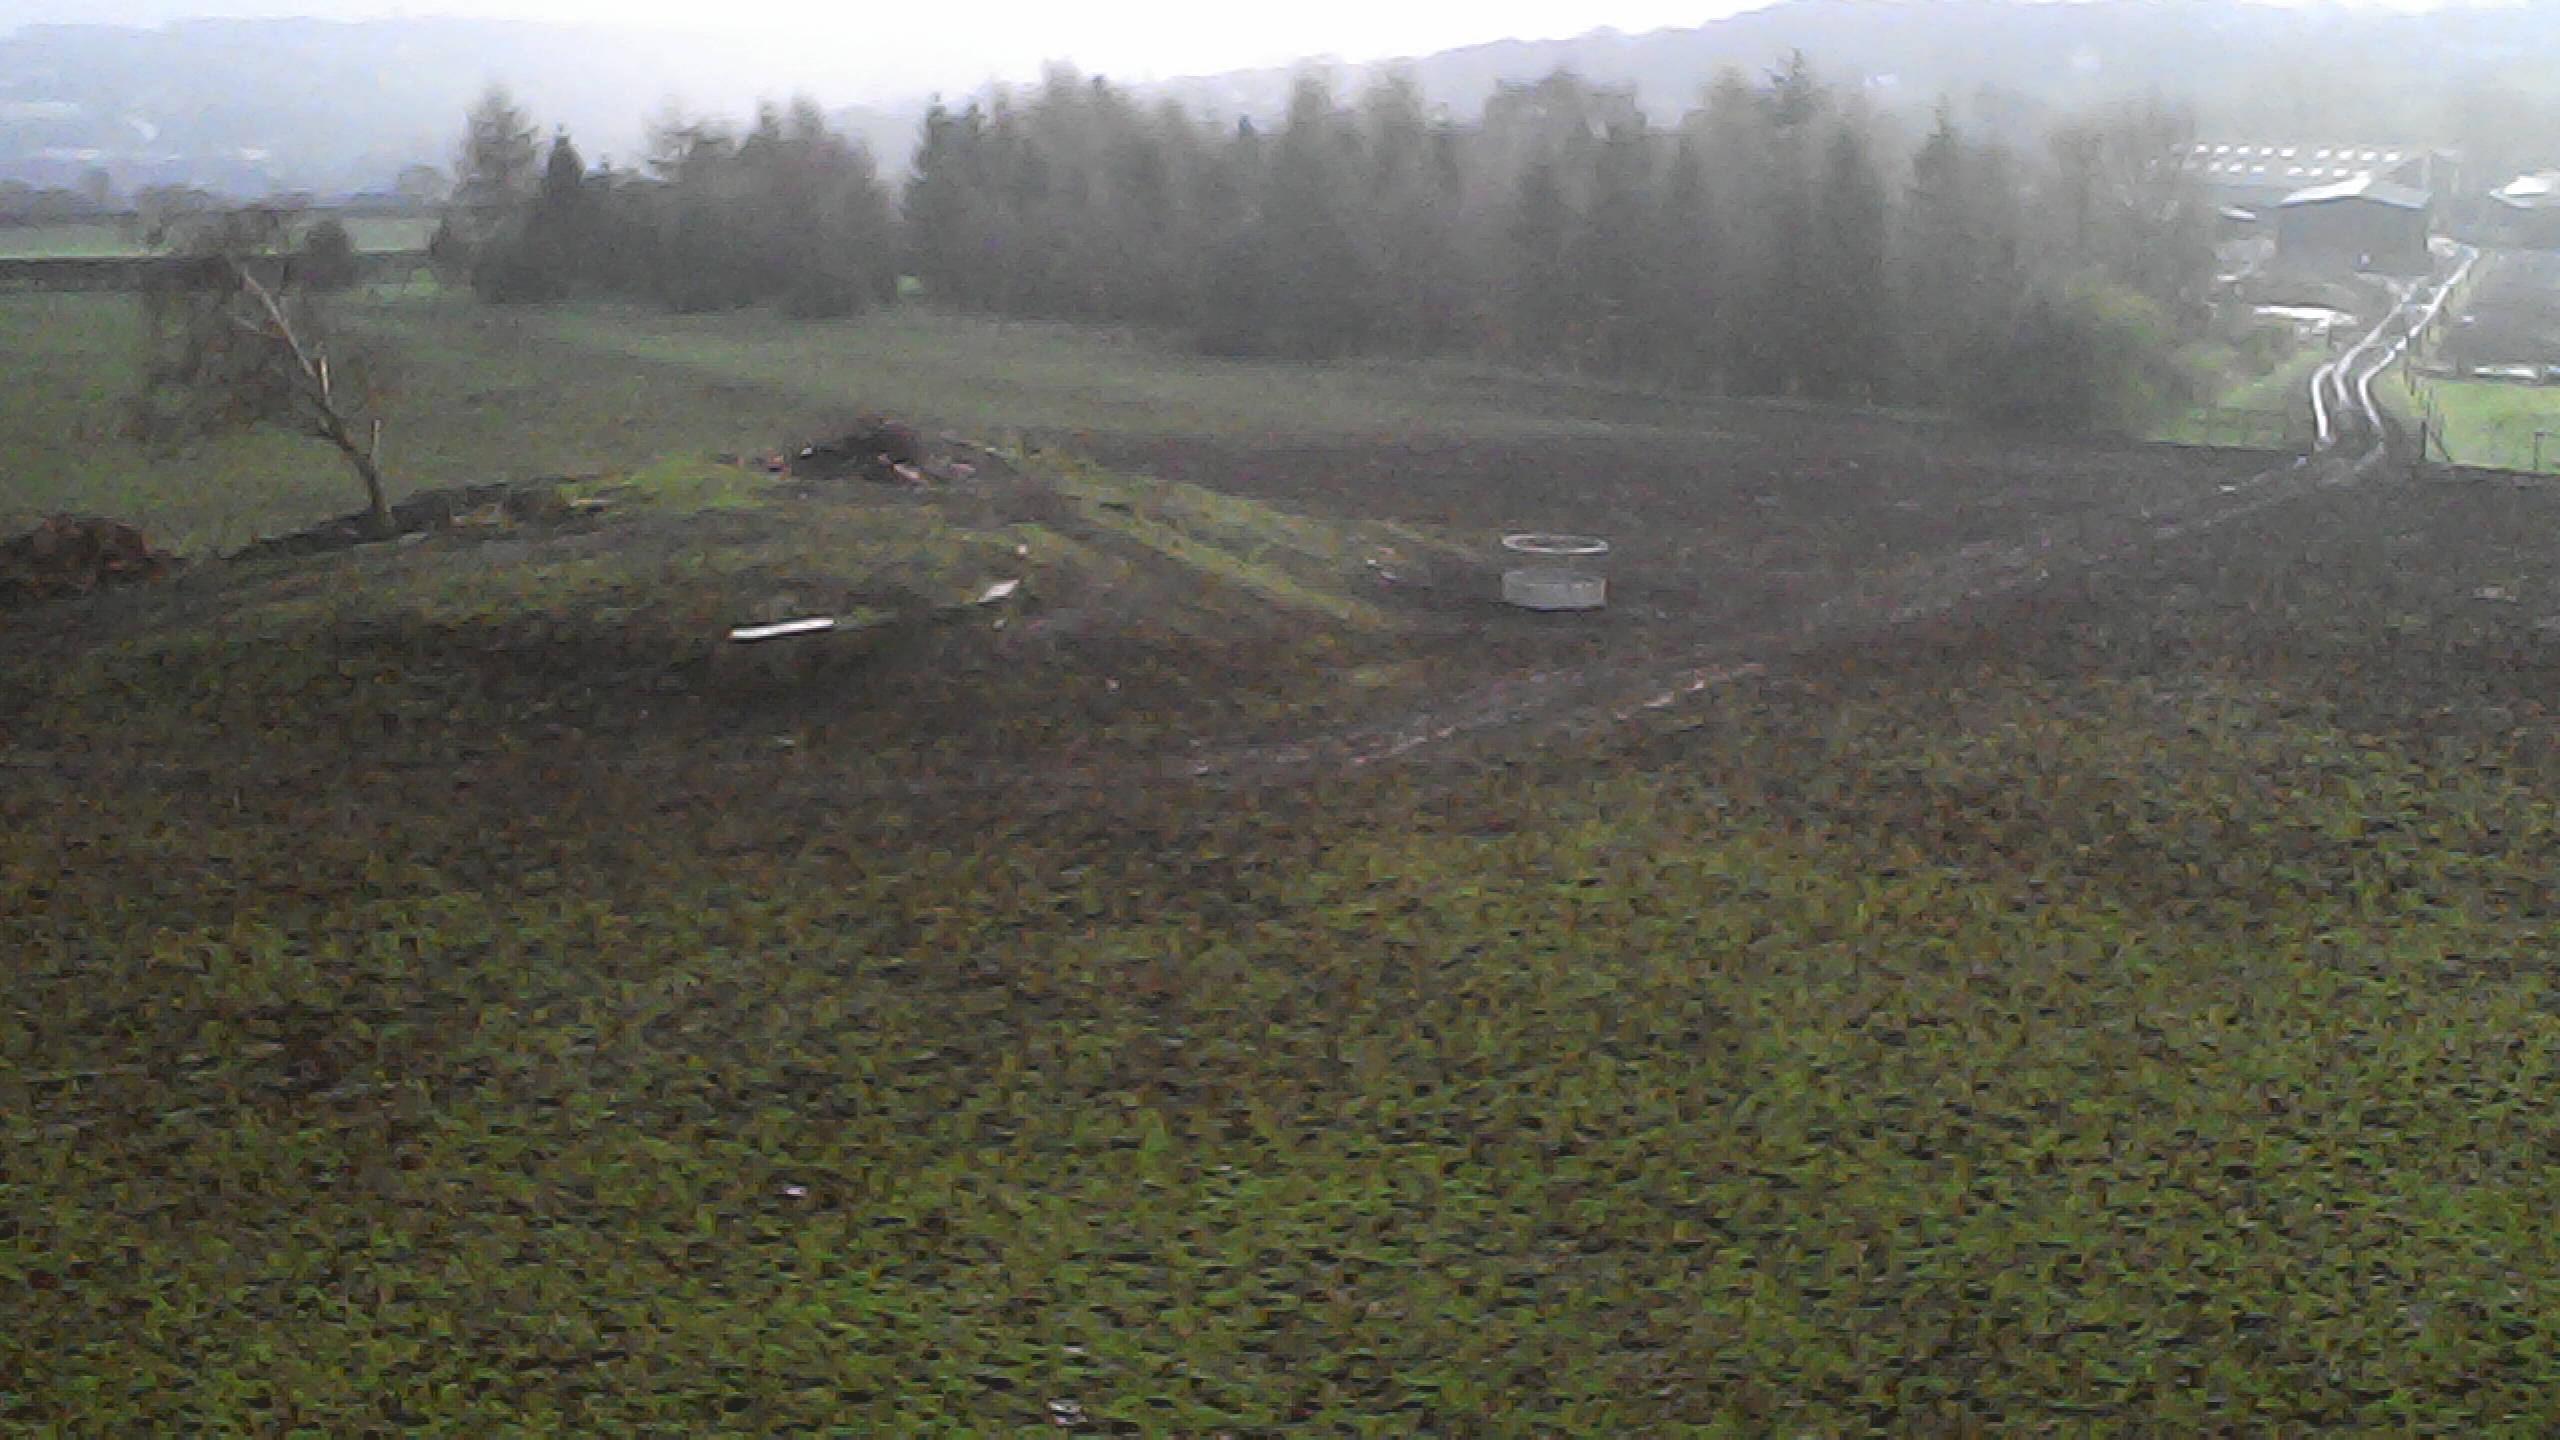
xmin=128 ymin=209 xmax=396 ymax=538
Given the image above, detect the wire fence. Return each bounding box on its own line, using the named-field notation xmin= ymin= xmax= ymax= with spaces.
xmin=2397 ymin=250 xmax=2560 ymax=476
xmin=2182 ymin=406 xmax=2298 ymax=450
xmin=2405 ymin=380 xmax=2560 ymax=476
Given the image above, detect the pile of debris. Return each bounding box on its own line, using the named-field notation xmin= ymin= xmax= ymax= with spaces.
xmin=770 ymin=418 xmax=979 ymax=486
xmin=230 ymin=480 xmax=608 ymax=562
xmin=1 ymin=515 xmax=184 ymax=610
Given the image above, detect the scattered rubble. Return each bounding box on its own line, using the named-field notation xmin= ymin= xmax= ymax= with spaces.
xmin=774 ymin=418 xmax=1000 ymax=488
xmin=788 ymin=419 xmax=930 ymax=484
xmin=1 ymin=515 xmax=184 ymax=610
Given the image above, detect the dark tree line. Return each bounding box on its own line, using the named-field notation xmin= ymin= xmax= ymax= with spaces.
xmin=899 ymin=60 xmax=2215 ymax=425
xmin=436 ymin=88 xmax=897 ymax=318
xmin=440 ymin=58 xmax=2218 ymax=431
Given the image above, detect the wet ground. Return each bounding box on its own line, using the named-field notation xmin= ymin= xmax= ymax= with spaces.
xmin=1071 ymin=412 xmax=2296 ymax=768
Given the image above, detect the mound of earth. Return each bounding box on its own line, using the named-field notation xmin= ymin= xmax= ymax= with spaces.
xmin=230 ymin=479 xmax=608 ymax=562
xmin=0 ymin=516 xmax=183 ymax=611
xmin=779 ymin=418 xmax=987 ymax=486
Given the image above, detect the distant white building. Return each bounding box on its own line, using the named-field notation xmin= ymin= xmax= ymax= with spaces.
xmin=2182 ymin=143 xmax=2450 ymax=213
xmin=2185 ymin=142 xmax=2453 ymax=273
xmin=2489 ymin=172 xmax=2560 ymax=248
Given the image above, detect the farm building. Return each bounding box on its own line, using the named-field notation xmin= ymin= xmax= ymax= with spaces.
xmin=2489 ymin=172 xmax=2560 ymax=249
xmin=2275 ymin=174 xmax=2433 ymax=274
xmin=2184 ymin=143 xmax=2448 ymax=211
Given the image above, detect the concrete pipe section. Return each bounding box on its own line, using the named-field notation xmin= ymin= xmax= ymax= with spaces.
xmin=1501 ymin=533 xmax=1611 ymax=611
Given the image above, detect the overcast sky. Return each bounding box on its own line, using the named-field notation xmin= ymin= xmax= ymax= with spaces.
xmin=4 ymin=1 xmax=1759 ymax=78
xmin=0 ymin=0 xmax=2501 ymax=96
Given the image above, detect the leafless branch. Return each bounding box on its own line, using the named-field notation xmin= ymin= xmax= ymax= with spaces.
xmin=231 ymin=261 xmax=324 ymax=386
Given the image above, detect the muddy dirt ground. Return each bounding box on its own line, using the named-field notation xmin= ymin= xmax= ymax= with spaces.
xmin=1069 ymin=410 xmax=2294 ymax=764
xmin=21 ymin=398 xmax=2550 ymax=816
xmin=1092 ymin=415 xmax=2271 ymax=633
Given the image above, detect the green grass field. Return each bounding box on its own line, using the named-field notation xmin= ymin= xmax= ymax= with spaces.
xmin=0 ymin=216 xmax=437 ymax=260
xmin=14 ymin=290 xmax=2560 ymax=1429
xmin=0 ymin=292 xmax=1737 ymax=553
xmin=2149 ymin=348 xmax=2320 ymax=450
xmin=2404 ymin=375 xmax=2560 ymax=473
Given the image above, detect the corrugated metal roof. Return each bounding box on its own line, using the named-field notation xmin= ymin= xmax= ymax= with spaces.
xmin=2185 ymin=143 xmax=2431 ymax=200
xmin=2278 ymin=174 xmax=2430 ymax=210
xmin=2185 ymin=143 xmax=2412 ymax=179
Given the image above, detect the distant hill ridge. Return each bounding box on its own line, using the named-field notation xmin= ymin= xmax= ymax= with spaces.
xmin=2 ymin=0 xmax=2554 ymax=196
xmin=1149 ymin=0 xmax=2555 ymax=137
xmin=0 ymin=15 xmax=917 ymax=196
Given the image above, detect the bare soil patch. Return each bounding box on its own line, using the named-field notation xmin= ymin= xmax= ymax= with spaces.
xmin=1084 ymin=414 xmax=2272 ymax=631
xmin=1068 ymin=412 xmax=2287 ymax=766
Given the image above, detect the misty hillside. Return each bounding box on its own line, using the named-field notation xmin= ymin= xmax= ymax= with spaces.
xmin=1165 ymin=0 xmax=2560 ymax=164
xmin=5 ymin=0 xmax=2559 ymax=198
xmin=0 ymin=16 xmax=918 ymax=197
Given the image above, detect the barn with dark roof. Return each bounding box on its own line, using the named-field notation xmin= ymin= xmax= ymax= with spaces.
xmin=2184 ymin=143 xmax=2428 ymax=211
xmin=2275 ymin=174 xmax=2433 ymax=275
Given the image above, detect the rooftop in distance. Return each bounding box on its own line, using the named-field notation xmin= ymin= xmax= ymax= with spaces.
xmin=2183 ymin=143 xmax=2420 ymax=189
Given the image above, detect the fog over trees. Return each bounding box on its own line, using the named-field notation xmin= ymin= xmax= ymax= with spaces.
xmin=11 ymin=0 xmax=2558 ymax=205
xmin=444 ymin=57 xmax=2217 ymax=432
xmin=439 ymin=87 xmax=898 ymax=318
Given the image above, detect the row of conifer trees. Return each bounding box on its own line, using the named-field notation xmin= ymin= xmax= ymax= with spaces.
xmin=441 ymin=58 xmax=2219 ymax=429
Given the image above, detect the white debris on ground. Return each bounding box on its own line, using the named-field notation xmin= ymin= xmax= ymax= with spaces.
xmin=728 ymin=617 xmax=838 ymax=643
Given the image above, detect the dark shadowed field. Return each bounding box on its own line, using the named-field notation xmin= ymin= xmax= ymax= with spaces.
xmin=1076 ymin=420 xmax=2286 ymax=768
xmin=14 ymin=295 xmax=2560 ymax=1432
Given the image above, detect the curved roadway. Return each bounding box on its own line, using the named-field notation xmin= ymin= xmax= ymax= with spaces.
xmin=2310 ymin=245 xmax=2477 ymax=468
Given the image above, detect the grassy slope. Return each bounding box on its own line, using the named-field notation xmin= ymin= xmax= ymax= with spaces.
xmin=12 ymin=403 xmax=2560 ymax=1428
xmin=2 ymin=294 xmax=839 ymax=552
xmin=13 ymin=293 xmax=2560 ymax=1429
xmin=0 ymin=217 xmax=437 ymax=260
xmin=0 ymin=293 xmax=1732 ymax=554
xmin=2149 ymin=348 xmax=2320 ymax=450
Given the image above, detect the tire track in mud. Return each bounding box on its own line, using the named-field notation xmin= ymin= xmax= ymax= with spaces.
xmin=1185 ymin=450 xmax=2353 ymax=782
xmin=713 ymin=275 xmax=2471 ymax=810
xmin=2312 ymin=246 xmax=2473 ymax=462
xmin=1192 ymin=253 xmax=2482 ymax=781
xmin=747 ymin=441 xmax=2371 ymax=811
